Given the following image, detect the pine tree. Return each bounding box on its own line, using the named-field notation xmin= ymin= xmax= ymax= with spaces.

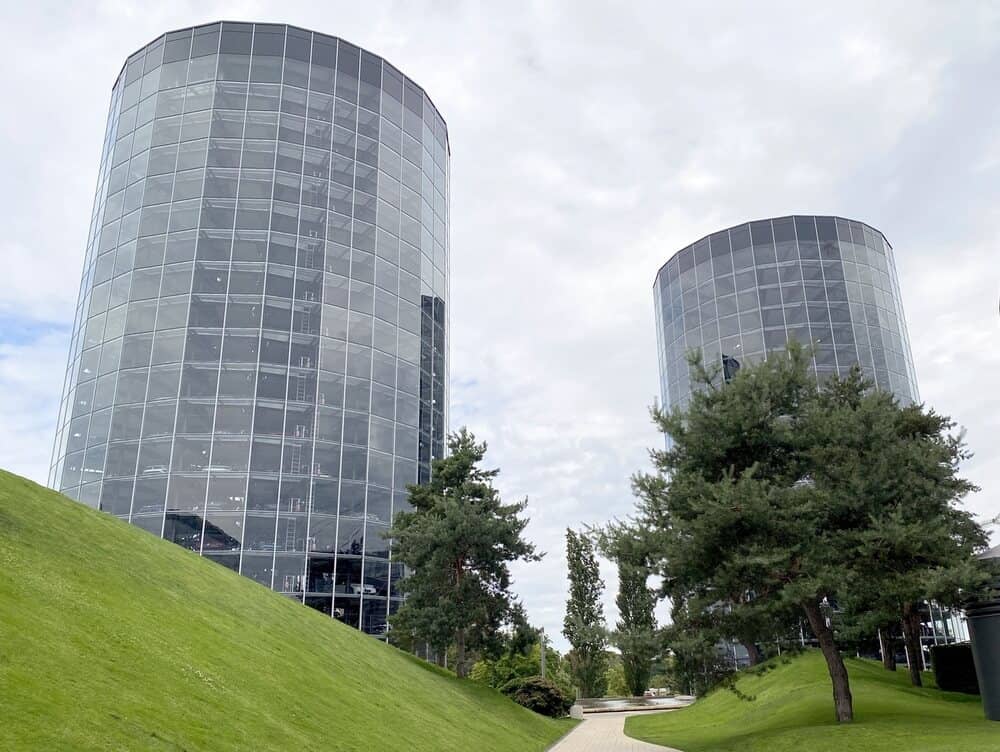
xmin=631 ymin=342 xmax=986 ymax=722
xmin=812 ymin=392 xmax=987 ymax=686
xmin=388 ymin=429 xmax=541 ymax=678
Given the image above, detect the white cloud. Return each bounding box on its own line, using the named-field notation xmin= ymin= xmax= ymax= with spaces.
xmin=0 ymin=1 xmax=996 ymax=652
xmin=0 ymin=331 xmax=70 ymax=484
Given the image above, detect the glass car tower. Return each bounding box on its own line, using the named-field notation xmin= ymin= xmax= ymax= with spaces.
xmin=49 ymin=22 xmax=450 ymax=636
xmin=654 ymin=215 xmax=917 ymax=410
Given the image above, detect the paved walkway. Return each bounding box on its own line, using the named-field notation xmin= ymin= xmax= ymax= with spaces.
xmin=548 ymin=711 xmax=684 ymax=752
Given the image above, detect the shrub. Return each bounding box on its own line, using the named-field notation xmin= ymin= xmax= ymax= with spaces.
xmin=470 ymin=643 xmax=576 ymax=700
xmin=930 ymin=643 xmax=980 ymax=695
xmin=500 ymin=675 xmax=573 ymax=717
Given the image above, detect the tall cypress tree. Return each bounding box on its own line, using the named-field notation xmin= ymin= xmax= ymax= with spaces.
xmin=563 ymin=529 xmax=607 ymax=697
xmin=614 ymin=562 xmax=658 ymax=697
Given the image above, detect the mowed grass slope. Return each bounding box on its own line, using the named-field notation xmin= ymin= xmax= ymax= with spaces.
xmin=627 ymin=650 xmax=996 ymax=751
xmin=0 ymin=471 xmax=573 ymax=751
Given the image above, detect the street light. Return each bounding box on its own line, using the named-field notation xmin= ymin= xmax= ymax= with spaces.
xmin=539 ymin=627 xmax=546 ymax=679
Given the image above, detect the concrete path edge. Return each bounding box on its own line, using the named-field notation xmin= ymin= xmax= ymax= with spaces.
xmin=545 ymin=710 xmax=685 ymax=752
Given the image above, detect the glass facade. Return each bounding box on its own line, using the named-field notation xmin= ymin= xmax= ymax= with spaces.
xmin=654 ymin=216 xmax=917 ymax=410
xmin=48 ymin=22 xmax=450 ymax=637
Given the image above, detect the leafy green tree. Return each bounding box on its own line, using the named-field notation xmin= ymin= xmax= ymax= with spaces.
xmin=648 ymin=672 xmax=672 ymax=692
xmin=604 ymin=655 xmax=629 ymax=696
xmin=388 ymin=429 xmax=540 ymax=677
xmin=614 ymin=562 xmax=658 ymax=696
xmin=563 ymin=529 xmax=608 ymax=697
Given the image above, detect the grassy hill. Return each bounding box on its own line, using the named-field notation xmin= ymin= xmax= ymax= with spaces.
xmin=0 ymin=471 xmax=573 ymax=751
xmin=627 ymin=650 xmax=996 ymax=751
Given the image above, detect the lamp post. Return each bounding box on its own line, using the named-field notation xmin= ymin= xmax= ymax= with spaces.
xmin=539 ymin=627 xmax=546 ymax=679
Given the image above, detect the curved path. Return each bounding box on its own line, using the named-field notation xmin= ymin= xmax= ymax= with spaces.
xmin=548 ymin=711 xmax=684 ymax=752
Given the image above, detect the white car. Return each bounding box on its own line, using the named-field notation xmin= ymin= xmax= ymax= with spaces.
xmin=349 ymin=583 xmax=377 ymax=595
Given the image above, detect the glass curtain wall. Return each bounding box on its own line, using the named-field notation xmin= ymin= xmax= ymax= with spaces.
xmin=654 ymin=215 xmax=917 ymax=411
xmin=49 ymin=22 xmax=450 ymax=637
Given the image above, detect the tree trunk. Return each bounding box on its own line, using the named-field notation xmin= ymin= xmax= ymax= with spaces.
xmin=742 ymin=640 xmax=763 ymax=667
xmin=878 ymin=629 xmax=896 ymax=671
xmin=455 ymin=628 xmax=467 ymax=678
xmin=901 ymin=603 xmax=923 ymax=687
xmin=802 ymin=599 xmax=853 ymax=723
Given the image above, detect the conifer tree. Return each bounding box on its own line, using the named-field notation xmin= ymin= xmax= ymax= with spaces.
xmin=563 ymin=529 xmax=608 ymax=697
xmin=389 ymin=429 xmax=540 ymax=678
xmin=614 ymin=562 xmax=658 ymax=697
xmin=631 ymin=342 xmax=986 ymax=721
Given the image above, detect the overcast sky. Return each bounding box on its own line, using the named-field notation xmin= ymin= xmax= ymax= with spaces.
xmin=2 ymin=1 xmax=998 ymax=651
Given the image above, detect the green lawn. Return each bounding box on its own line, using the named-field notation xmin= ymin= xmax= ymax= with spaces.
xmin=626 ymin=650 xmax=996 ymax=751
xmin=0 ymin=471 xmax=574 ymax=751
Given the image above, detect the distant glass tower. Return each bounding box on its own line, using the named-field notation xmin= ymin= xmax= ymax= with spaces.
xmin=654 ymin=216 xmax=917 ymax=410
xmin=48 ymin=22 xmax=450 ymax=636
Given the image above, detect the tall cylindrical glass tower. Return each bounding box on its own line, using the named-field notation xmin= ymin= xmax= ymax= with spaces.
xmin=654 ymin=215 xmax=917 ymax=411
xmin=49 ymin=22 xmax=450 ymax=636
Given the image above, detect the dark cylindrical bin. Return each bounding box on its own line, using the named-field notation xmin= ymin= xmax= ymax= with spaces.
xmin=966 ymin=598 xmax=1000 ymax=721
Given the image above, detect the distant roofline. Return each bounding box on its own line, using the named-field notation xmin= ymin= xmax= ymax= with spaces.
xmin=979 ymin=544 xmax=1000 ymax=560
xmin=110 ymin=20 xmax=449 ymax=145
xmin=651 ymin=214 xmax=890 ymax=287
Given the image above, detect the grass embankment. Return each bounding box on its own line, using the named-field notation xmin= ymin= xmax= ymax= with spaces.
xmin=626 ymin=650 xmax=996 ymax=751
xmin=0 ymin=471 xmax=574 ymax=751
